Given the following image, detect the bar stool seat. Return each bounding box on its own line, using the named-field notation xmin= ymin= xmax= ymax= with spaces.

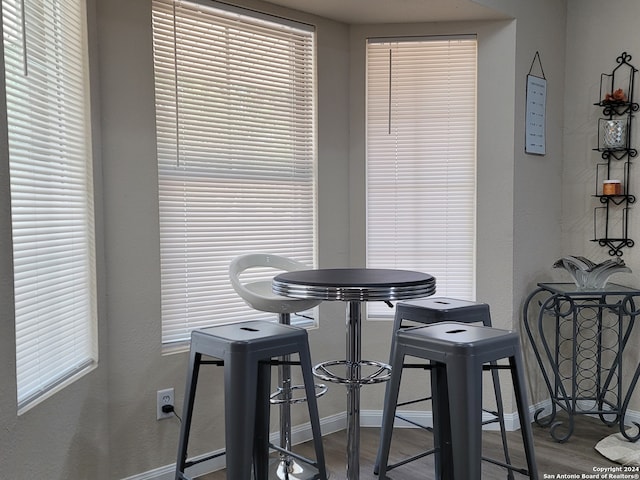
xmin=374 ymin=297 xmax=513 ymax=477
xmin=175 ymin=320 xmax=328 ymax=480
xmin=376 ymin=321 xmax=538 ymax=480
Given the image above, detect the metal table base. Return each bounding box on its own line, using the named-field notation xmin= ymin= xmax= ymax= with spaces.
xmin=273 ymin=268 xmax=436 ymax=480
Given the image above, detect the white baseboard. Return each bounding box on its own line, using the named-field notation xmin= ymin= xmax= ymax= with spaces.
xmin=124 ymin=403 xmax=640 ymax=479
xmin=122 ymin=413 xmax=346 ymax=480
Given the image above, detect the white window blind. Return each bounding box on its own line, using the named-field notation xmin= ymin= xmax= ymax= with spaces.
xmin=2 ymin=0 xmax=97 ymax=411
xmin=152 ymin=0 xmax=316 ymax=346
xmin=366 ymin=37 xmax=477 ymax=318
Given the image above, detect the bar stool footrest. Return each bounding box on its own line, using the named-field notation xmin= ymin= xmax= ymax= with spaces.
xmin=313 ymin=360 xmax=392 ymax=385
xmin=270 ymin=383 xmax=328 ymax=404
xmin=396 ymin=395 xmax=432 ymax=407
xmin=378 ymin=448 xmax=437 ymax=473
xmin=269 ymin=443 xmax=323 ymax=470
xmin=482 ymin=455 xmax=531 ymax=476
xmin=394 ymin=413 xmax=433 ymax=431
xmin=184 ymin=450 xmax=226 ymax=470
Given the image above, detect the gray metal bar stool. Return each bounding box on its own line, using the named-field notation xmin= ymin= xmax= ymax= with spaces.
xmin=175 ymin=320 xmax=328 ymax=480
xmin=376 ymin=321 xmax=537 ymax=480
xmin=374 ymin=297 xmax=512 ymax=477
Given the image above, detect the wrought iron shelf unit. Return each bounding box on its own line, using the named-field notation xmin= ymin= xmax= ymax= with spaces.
xmin=592 ymin=52 xmax=638 ymax=257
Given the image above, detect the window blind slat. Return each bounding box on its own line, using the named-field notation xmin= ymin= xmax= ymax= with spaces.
xmin=3 ymin=0 xmax=98 ymax=412
xmin=152 ymin=0 xmax=316 ymax=346
xmin=366 ymin=38 xmax=477 ymax=317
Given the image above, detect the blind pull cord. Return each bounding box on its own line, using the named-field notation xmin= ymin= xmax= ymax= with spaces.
xmin=172 ymin=1 xmax=181 ymax=168
xmin=388 ymin=48 xmax=392 ymax=135
xmin=20 ymin=0 xmax=28 ymax=76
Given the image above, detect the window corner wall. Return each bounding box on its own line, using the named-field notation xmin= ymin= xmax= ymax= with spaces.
xmin=3 ymin=0 xmax=98 ymax=413
xmin=151 ymin=0 xmax=317 ymax=347
xmin=365 ymin=35 xmax=478 ymax=319
xmin=350 ymin=20 xmax=518 ymax=328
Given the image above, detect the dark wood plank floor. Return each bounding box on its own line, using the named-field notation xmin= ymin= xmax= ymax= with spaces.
xmin=198 ymin=414 xmax=623 ymax=479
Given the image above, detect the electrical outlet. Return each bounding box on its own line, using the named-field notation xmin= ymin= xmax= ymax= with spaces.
xmin=157 ymin=388 xmax=175 ymax=420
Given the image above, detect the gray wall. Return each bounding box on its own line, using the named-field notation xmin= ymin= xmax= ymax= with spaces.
xmin=348 ymin=19 xmax=526 ymax=412
xmin=348 ymin=0 xmax=568 ymax=411
xmin=4 ymin=0 xmax=619 ymax=478
xmin=561 ymin=0 xmax=640 ymax=410
xmin=562 ymin=0 xmax=640 ymax=278
xmin=472 ymin=0 xmax=568 ymax=405
xmin=0 ymin=0 xmax=111 ymax=478
xmin=97 ymin=0 xmax=352 ymax=477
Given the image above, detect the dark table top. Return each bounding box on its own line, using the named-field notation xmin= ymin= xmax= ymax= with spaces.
xmin=272 ymin=268 xmax=436 ymax=302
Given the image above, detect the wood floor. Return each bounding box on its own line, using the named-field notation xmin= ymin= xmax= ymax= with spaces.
xmin=197 ymin=414 xmax=622 ymax=479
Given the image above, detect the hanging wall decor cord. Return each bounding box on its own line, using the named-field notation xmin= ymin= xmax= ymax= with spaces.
xmin=528 ymin=50 xmax=546 ymax=79
xmin=20 ymin=0 xmax=28 ymax=76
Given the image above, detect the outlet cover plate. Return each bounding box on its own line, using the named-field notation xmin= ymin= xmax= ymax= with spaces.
xmin=157 ymin=388 xmax=174 ymax=420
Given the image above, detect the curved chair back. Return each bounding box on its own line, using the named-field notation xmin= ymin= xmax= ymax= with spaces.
xmin=229 ymin=253 xmax=321 ymax=314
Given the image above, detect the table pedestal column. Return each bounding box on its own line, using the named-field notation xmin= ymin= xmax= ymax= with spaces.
xmin=346 ymin=301 xmax=361 ymax=480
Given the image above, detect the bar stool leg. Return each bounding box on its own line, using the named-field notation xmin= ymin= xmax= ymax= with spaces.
xmin=225 ymin=354 xmax=259 ymax=480
xmin=446 ymin=355 xmax=483 ymax=480
xmin=255 ymin=360 xmax=273 ymax=480
xmin=373 ymin=324 xmax=402 ymax=476
xmin=299 ymin=341 xmax=328 ymax=480
xmin=431 ymin=362 xmax=453 ymax=480
xmin=375 ymin=343 xmax=406 ymax=480
xmin=510 ymin=350 xmax=538 ymax=480
xmin=175 ymin=350 xmax=202 ymax=480
xmin=488 ymin=360 xmax=515 ymax=480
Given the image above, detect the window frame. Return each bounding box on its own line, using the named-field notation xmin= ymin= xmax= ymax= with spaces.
xmin=365 ymin=35 xmax=478 ymax=319
xmin=151 ymin=0 xmax=318 ymax=349
xmin=2 ymin=0 xmax=98 ymax=413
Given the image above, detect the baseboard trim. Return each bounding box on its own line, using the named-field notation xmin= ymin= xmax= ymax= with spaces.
xmin=123 ymin=403 xmax=640 ymax=479
xmin=121 ymin=413 xmax=346 ymax=480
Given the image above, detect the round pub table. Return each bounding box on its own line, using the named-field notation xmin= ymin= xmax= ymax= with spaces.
xmin=273 ymin=268 xmax=436 ymax=480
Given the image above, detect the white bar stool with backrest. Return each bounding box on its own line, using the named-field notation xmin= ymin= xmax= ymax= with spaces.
xmin=229 ymin=253 xmax=327 ymax=480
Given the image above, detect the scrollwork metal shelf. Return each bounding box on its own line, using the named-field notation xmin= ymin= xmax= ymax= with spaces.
xmin=592 ymin=52 xmax=638 ymax=257
xmin=523 ymin=283 xmax=640 ymax=443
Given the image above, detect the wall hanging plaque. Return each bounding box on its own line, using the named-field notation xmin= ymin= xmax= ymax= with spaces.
xmin=525 ymin=51 xmax=547 ymax=155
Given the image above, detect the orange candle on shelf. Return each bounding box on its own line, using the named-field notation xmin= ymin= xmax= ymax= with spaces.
xmin=603 ymin=179 xmax=622 ymax=195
